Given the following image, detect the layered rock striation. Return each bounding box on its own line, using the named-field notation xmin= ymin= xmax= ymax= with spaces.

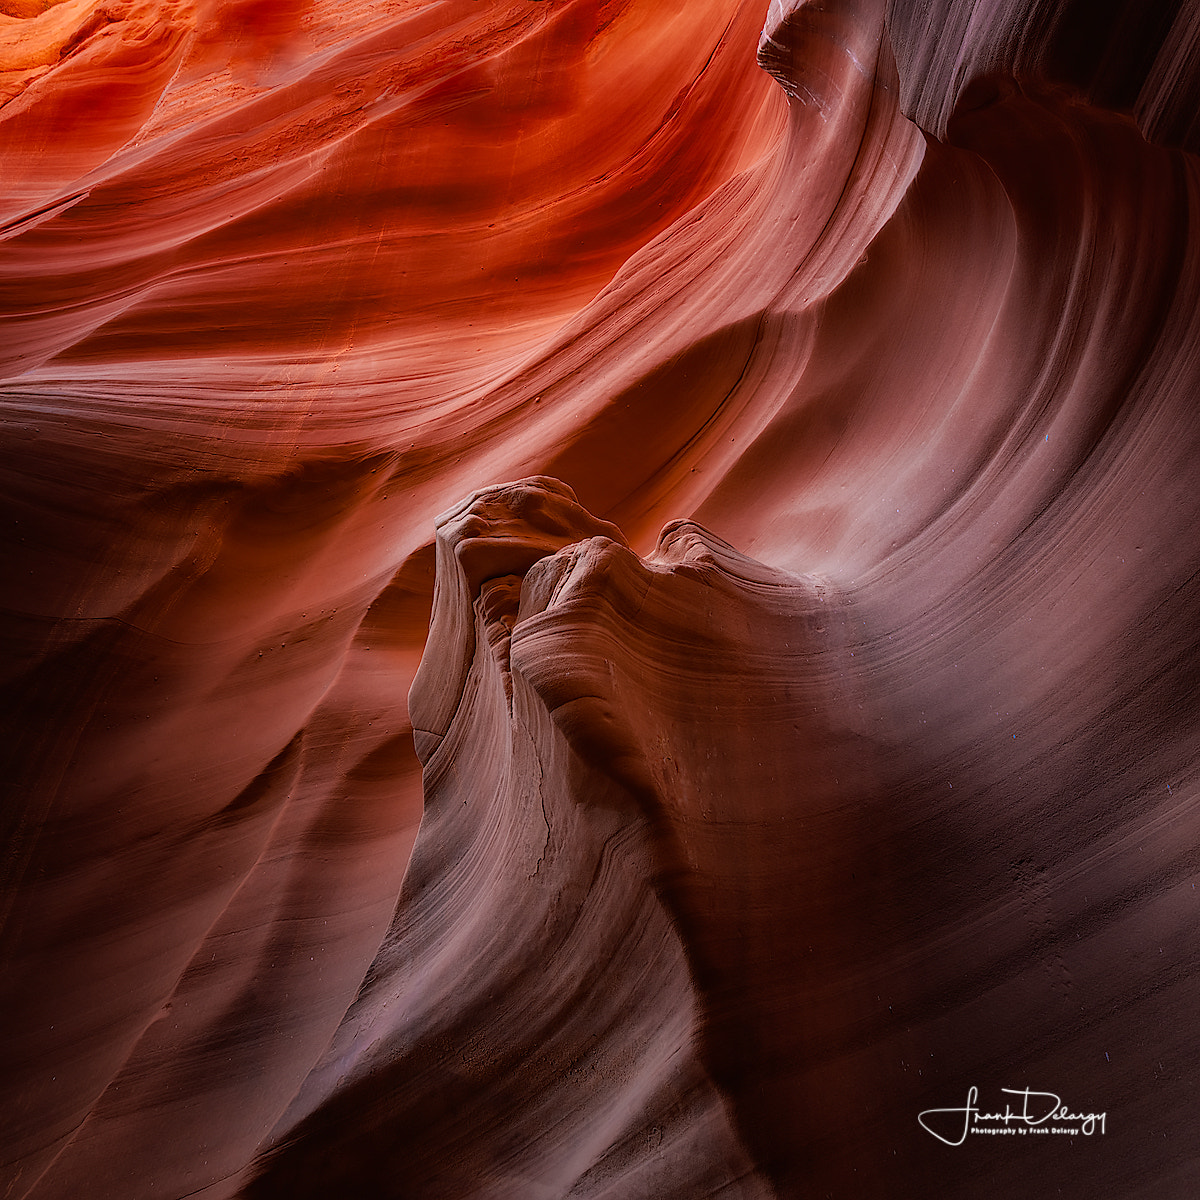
xmin=3 ymin=0 xmax=1200 ymax=1197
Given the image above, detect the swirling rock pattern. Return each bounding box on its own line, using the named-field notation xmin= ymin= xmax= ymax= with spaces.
xmin=3 ymin=0 xmax=1200 ymax=1197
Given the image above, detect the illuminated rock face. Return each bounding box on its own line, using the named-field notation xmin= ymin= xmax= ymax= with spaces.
xmin=3 ymin=1 xmax=1200 ymax=1197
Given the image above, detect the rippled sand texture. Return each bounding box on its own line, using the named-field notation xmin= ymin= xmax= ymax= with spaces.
xmin=3 ymin=0 xmax=1200 ymax=1197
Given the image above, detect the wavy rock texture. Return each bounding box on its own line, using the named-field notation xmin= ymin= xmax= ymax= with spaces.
xmin=3 ymin=0 xmax=1200 ymax=1197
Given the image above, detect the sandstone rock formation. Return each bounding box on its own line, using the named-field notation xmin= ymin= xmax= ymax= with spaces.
xmin=3 ymin=0 xmax=1200 ymax=1197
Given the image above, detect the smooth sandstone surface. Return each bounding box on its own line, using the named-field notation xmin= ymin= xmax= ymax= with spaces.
xmin=3 ymin=0 xmax=1200 ymax=1197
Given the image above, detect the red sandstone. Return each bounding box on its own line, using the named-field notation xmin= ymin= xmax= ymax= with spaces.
xmin=3 ymin=1 xmax=1200 ymax=1197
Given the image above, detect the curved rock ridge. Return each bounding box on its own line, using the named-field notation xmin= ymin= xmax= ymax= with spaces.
xmin=2 ymin=0 xmax=1200 ymax=1197
xmin=1 ymin=5 xmax=787 ymax=1197
xmin=261 ymin=469 xmax=1200 ymax=1199
xmin=246 ymin=478 xmax=779 ymax=1198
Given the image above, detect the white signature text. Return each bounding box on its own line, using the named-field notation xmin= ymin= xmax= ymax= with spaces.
xmin=919 ymin=1087 xmax=1107 ymax=1146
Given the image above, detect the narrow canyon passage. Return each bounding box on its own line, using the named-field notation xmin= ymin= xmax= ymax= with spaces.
xmin=3 ymin=0 xmax=1200 ymax=1197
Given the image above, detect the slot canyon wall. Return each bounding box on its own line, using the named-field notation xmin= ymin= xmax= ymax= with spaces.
xmin=3 ymin=0 xmax=1200 ymax=1196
